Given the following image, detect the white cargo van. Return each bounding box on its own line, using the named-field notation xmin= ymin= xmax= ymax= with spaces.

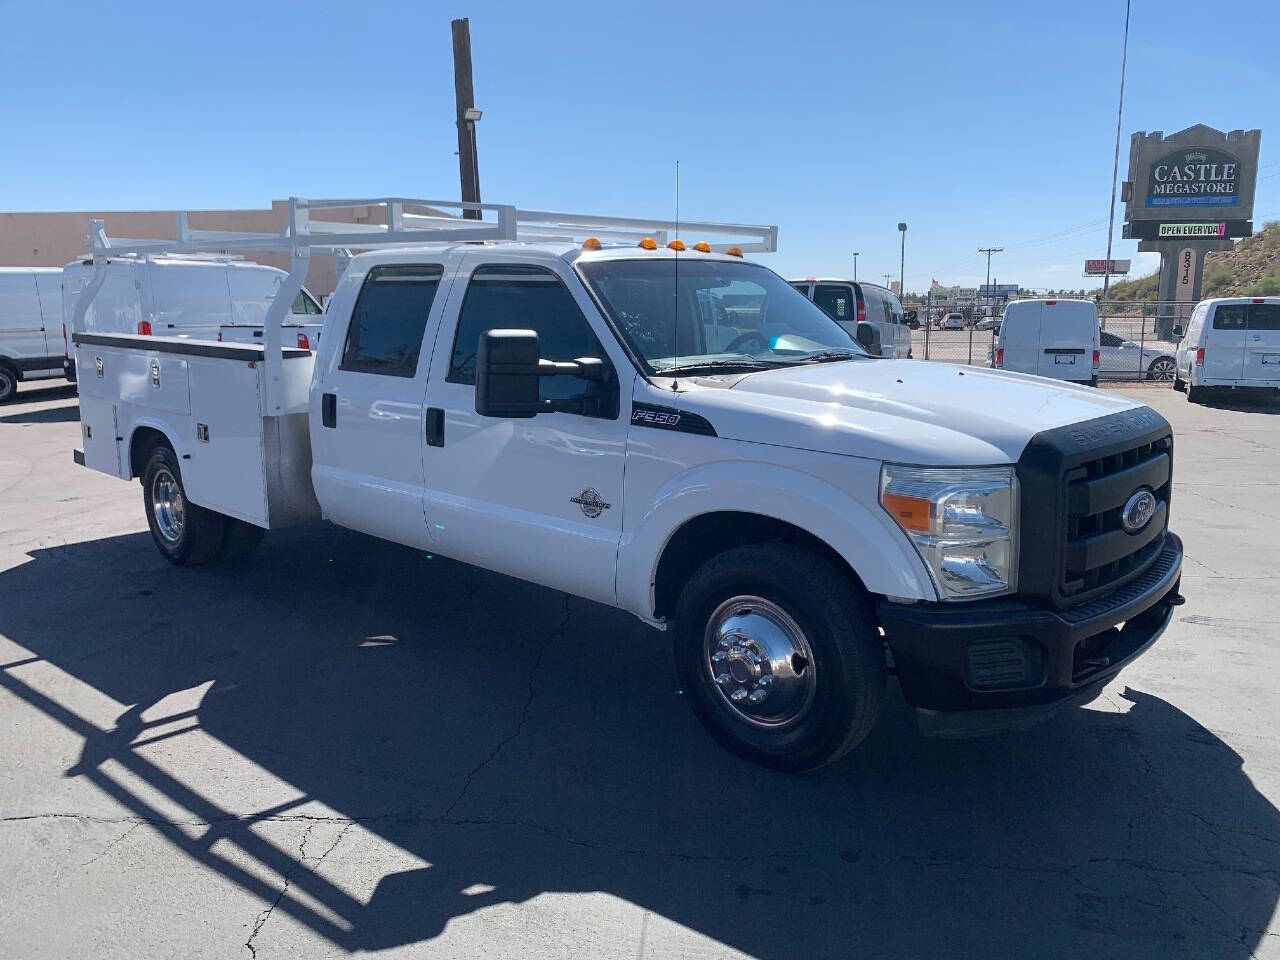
xmin=0 ymin=267 xmax=65 ymax=402
xmin=1173 ymin=297 xmax=1280 ymax=401
xmin=789 ymin=279 xmax=912 ymax=358
xmin=992 ymin=299 xmax=1100 ymax=386
xmin=62 ymin=256 xmax=321 ymax=379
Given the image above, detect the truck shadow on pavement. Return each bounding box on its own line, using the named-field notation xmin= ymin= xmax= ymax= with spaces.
xmin=1 ymin=524 xmax=1276 ymax=959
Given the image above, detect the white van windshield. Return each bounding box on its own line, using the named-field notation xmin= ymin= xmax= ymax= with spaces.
xmin=578 ymin=259 xmax=867 ymax=375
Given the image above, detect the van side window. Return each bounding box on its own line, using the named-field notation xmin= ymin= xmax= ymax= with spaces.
xmin=448 ymin=264 xmax=604 ymax=403
xmin=292 ymin=291 xmax=322 ymax=315
xmin=1248 ymin=303 xmax=1280 ymax=331
xmin=1212 ymin=305 xmax=1247 ymax=330
xmin=813 ymin=284 xmax=853 ymax=321
xmin=340 ymin=264 xmax=444 ymax=377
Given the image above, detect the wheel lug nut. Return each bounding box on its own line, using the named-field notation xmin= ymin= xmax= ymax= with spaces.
xmin=747 ymin=689 xmax=768 ymax=704
xmin=730 ymin=688 xmax=749 ymax=702
xmin=715 ymin=673 xmax=732 ymax=687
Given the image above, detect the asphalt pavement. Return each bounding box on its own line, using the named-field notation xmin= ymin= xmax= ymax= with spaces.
xmin=1 ymin=378 xmax=1277 ymax=959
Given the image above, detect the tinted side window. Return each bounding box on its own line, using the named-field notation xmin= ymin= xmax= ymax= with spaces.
xmin=1248 ymin=303 xmax=1280 ymax=330
xmin=1101 ymin=331 xmax=1124 ymax=347
xmin=813 ymin=284 xmax=854 ymax=321
xmin=449 ymin=264 xmax=604 ymax=402
xmin=292 ymin=291 xmax=322 ymax=315
xmin=789 ymin=282 xmax=811 ymax=298
xmin=340 ymin=265 xmax=443 ymax=377
xmin=1213 ymin=304 xmax=1247 ymax=330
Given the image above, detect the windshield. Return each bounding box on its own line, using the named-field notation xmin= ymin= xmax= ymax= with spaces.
xmin=577 ymin=258 xmax=866 ymax=374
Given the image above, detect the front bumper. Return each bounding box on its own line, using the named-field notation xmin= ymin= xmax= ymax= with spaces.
xmin=878 ymin=531 xmax=1183 ymax=715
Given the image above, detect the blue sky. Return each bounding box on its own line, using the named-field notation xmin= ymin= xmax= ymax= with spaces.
xmin=2 ymin=0 xmax=1277 ymax=291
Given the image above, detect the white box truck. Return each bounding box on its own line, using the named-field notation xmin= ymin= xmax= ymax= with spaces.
xmin=71 ymin=198 xmax=1184 ymax=771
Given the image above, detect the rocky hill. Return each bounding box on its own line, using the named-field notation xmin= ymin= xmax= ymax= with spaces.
xmin=1106 ymin=220 xmax=1280 ymax=300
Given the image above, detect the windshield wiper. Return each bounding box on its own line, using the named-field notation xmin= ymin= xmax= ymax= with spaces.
xmin=798 ymin=351 xmax=862 ymax=363
xmin=657 ymin=359 xmax=780 ymax=375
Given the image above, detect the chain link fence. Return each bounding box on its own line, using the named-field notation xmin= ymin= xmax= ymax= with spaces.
xmin=909 ymin=300 xmax=1189 ymax=382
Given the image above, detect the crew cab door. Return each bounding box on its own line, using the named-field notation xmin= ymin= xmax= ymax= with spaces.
xmin=310 ymin=256 xmax=456 ymax=548
xmin=420 ymin=254 xmax=629 ymax=606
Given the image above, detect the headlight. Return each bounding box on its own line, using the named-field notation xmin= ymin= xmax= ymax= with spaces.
xmin=879 ymin=464 xmax=1019 ymax=600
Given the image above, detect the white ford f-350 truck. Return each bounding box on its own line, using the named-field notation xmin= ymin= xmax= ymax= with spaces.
xmin=71 ymin=198 xmax=1184 ymax=771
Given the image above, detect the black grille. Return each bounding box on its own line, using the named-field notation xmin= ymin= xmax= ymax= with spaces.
xmin=1062 ymin=436 xmax=1171 ymax=598
xmin=1017 ymin=407 xmax=1174 ymax=610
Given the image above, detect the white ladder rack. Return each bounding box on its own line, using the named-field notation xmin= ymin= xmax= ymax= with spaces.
xmin=75 ymin=196 xmax=779 ymax=414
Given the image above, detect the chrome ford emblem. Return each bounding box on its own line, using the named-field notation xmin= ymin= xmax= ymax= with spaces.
xmin=1121 ymin=488 xmax=1157 ymax=533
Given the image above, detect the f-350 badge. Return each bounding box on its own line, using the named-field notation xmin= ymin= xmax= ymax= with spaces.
xmin=570 ymin=488 xmax=612 ymax=519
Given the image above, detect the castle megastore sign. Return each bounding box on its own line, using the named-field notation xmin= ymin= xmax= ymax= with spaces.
xmin=1148 ymin=148 xmax=1240 ymax=207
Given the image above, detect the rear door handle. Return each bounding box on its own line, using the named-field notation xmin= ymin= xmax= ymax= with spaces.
xmin=425 ymin=407 xmax=445 ymax=447
xmin=321 ymin=392 xmax=337 ymax=428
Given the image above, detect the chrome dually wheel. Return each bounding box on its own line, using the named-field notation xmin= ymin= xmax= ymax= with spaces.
xmin=704 ymin=596 xmax=817 ymax=729
xmin=150 ymin=467 xmax=186 ymax=543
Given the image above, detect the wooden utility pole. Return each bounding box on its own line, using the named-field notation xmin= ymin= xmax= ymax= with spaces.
xmin=451 ymin=18 xmax=480 ymax=219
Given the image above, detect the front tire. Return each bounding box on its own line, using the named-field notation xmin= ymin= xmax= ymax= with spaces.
xmin=141 ymin=446 xmax=227 ymax=565
xmin=0 ymin=365 xmax=17 ymax=404
xmin=672 ymin=544 xmax=885 ymax=772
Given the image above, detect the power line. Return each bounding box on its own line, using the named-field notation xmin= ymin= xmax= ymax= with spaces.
xmin=1102 ymin=0 xmax=1131 ymax=302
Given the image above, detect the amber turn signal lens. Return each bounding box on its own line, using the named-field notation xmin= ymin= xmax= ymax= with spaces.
xmin=693 ymin=241 xmax=711 ymax=253
xmin=582 ymin=237 xmax=602 ymax=251
xmin=881 ymin=492 xmax=931 ymax=533
xmin=725 ymin=246 xmax=743 ymax=258
xmin=638 ymin=236 xmax=658 ymax=250
xmin=668 ymin=239 xmax=686 ymax=251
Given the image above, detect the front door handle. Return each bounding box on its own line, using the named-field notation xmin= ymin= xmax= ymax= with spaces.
xmin=321 ymin=392 xmax=337 ymax=428
xmin=425 ymin=407 xmax=445 ymax=447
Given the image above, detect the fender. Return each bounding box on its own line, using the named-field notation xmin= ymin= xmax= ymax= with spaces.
xmin=615 ymin=455 xmax=937 ymax=622
xmin=123 ymin=414 xmax=188 ymax=482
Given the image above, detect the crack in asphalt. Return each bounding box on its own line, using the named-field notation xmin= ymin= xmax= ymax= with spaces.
xmin=79 ymin=820 xmax=143 ymax=867
xmin=243 ymin=819 xmax=356 ymax=959
xmin=438 ymin=595 xmax=573 ymax=822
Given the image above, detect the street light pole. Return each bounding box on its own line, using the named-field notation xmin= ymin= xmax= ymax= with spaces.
xmin=979 ymin=246 xmax=1003 ymax=317
xmin=852 ymin=252 xmax=859 ymax=283
xmin=1102 ymin=0 xmax=1131 ymax=304
xmin=897 ymin=223 xmax=907 ymax=296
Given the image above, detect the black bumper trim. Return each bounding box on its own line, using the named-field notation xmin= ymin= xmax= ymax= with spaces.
xmin=878 ymin=532 xmax=1183 ymax=713
xmin=73 ymin=449 xmax=85 ymax=466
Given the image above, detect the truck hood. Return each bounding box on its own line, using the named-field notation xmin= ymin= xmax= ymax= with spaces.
xmin=668 ymin=359 xmax=1143 ymax=465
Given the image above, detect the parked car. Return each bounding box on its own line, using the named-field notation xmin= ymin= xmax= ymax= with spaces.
xmin=938 ymin=313 xmax=965 ymax=330
xmin=992 ymin=299 xmax=1100 ymax=386
xmin=789 ymin=278 xmax=912 ymax=358
xmin=1174 ymin=297 xmax=1280 ymax=401
xmin=1099 ymin=329 xmax=1176 ymax=381
xmin=72 ymin=196 xmax=1184 ymax=773
xmin=62 ymin=256 xmax=322 ymax=379
xmin=0 ymin=267 xmax=65 ymax=402
xmin=975 ymin=315 xmax=999 ymax=331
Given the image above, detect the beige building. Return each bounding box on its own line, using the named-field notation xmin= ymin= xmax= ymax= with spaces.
xmin=0 ymin=200 xmax=404 ymax=297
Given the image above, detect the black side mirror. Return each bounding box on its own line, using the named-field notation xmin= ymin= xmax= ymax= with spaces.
xmin=475 ymin=329 xmax=612 ymax=418
xmin=476 ymin=329 xmax=542 ymax=418
xmin=855 ymin=321 xmax=882 ymax=355
xmin=1172 ymin=325 xmax=1184 ymax=338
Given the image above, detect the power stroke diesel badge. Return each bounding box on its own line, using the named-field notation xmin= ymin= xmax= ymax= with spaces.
xmin=570 ymin=488 xmax=611 ymax=519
